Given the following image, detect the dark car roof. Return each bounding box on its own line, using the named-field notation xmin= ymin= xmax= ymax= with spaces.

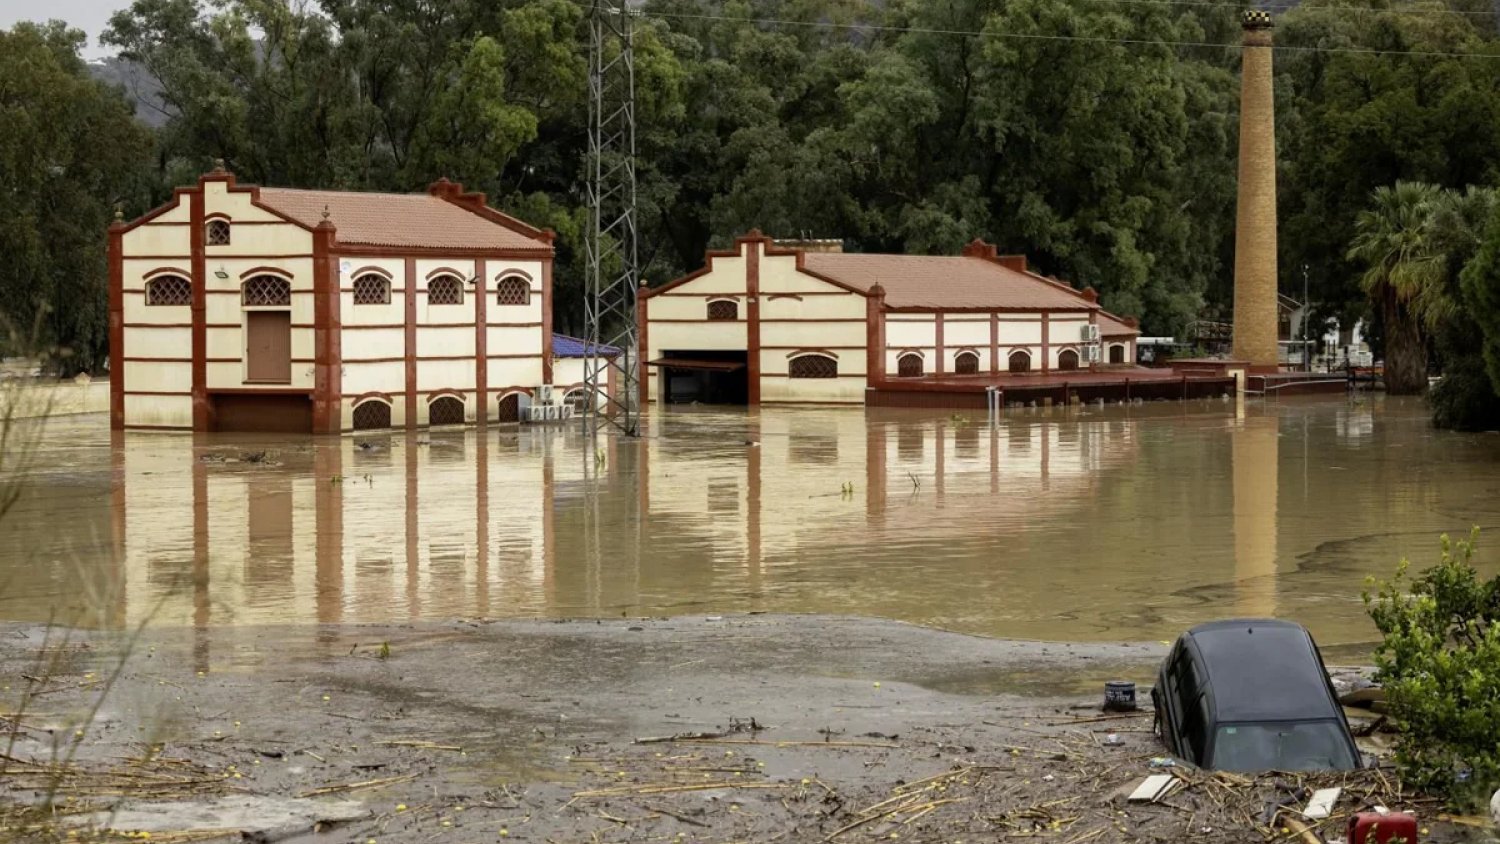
xmin=1186 ymin=619 xmax=1339 ymax=723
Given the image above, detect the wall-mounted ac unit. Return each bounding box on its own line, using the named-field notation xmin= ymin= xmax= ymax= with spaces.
xmin=535 ymin=384 xmax=555 ymax=404
xmin=1083 ymin=344 xmax=1102 ymax=363
xmin=1080 ymin=324 xmax=1100 ymax=342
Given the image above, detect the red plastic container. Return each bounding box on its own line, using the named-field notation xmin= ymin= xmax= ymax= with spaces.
xmin=1346 ymin=811 xmax=1419 ymax=844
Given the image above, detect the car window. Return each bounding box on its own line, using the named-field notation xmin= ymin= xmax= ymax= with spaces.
xmin=1182 ymin=694 xmax=1208 ymax=759
xmin=1209 ymin=721 xmax=1357 ymax=771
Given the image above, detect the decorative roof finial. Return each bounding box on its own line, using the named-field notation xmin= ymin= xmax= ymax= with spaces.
xmin=113 ymin=205 xmax=124 ymax=222
xmin=213 ymin=158 xmax=227 ymax=173
xmin=321 ymin=205 xmax=331 ymax=221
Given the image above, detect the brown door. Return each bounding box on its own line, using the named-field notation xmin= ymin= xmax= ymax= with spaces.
xmin=246 ymin=311 xmax=291 ymax=382
xmin=1058 ymin=349 xmax=1080 ymax=371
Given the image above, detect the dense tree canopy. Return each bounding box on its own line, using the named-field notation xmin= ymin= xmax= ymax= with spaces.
xmin=0 ymin=22 xmax=152 ymax=372
xmin=5 ymin=0 xmax=1500 ymax=420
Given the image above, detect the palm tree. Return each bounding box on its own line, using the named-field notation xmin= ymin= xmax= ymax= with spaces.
xmin=1347 ymin=181 xmax=1444 ymax=395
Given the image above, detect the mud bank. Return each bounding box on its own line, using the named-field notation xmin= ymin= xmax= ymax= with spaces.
xmin=0 ymin=616 xmax=1478 ymax=842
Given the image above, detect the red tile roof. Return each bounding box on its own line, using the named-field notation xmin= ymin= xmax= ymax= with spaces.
xmin=800 ymin=253 xmax=1097 ymax=311
xmin=257 ymin=187 xmax=549 ymax=251
xmin=1098 ymin=312 xmax=1141 ymax=337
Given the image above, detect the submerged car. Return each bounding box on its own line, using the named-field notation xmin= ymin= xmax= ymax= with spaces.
xmin=1152 ymin=619 xmax=1360 ymax=771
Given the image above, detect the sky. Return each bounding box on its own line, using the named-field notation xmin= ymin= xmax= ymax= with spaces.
xmin=2 ymin=0 xmax=130 ymax=59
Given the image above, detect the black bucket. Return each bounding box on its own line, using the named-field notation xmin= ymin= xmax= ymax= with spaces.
xmin=1103 ymin=680 xmax=1137 ymax=712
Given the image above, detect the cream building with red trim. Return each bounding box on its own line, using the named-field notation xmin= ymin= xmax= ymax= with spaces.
xmin=639 ymin=232 xmax=1141 ymax=406
xmin=109 ymin=165 xmax=555 ymax=433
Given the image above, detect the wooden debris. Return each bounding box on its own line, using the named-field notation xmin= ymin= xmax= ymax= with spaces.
xmin=295 ymin=773 xmax=418 ymax=798
xmin=1302 ymin=786 xmax=1341 ymax=820
xmin=1128 ymin=775 xmax=1177 ymax=802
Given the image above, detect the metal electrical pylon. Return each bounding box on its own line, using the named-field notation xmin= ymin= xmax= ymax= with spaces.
xmin=583 ymin=0 xmax=640 ymax=438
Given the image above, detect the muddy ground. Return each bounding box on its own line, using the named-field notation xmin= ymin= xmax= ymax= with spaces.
xmin=0 ymin=615 xmax=1489 ymax=843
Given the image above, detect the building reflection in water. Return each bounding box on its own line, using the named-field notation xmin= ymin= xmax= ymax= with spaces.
xmin=1232 ymin=408 xmax=1280 ymax=619
xmin=106 ymin=404 xmax=1289 ymax=636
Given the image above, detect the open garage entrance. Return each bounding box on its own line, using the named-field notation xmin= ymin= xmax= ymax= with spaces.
xmin=649 ymin=350 xmax=749 ymax=405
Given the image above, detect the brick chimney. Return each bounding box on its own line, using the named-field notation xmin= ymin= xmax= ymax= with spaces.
xmin=1232 ymin=10 xmax=1279 ymax=369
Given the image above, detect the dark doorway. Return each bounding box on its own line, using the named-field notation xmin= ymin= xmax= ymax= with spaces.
xmin=246 ymin=311 xmax=292 ymax=383
xmin=659 ymin=350 xmax=749 ymax=404
xmin=1109 ymin=344 xmax=1126 ymax=364
xmin=1009 ymin=350 xmax=1032 ymax=374
xmin=212 ymin=394 xmax=312 ymax=433
xmin=1058 ymin=349 xmax=1080 ymax=371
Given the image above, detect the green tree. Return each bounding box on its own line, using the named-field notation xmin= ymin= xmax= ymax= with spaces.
xmin=0 ymin=22 xmax=153 ymax=373
xmin=1346 ymin=181 xmax=1445 ymax=394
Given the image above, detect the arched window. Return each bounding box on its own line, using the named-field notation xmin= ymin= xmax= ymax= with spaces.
xmin=352 ymin=274 xmax=391 ymax=305
xmin=1008 ymin=350 xmax=1032 ymax=374
xmin=428 ymin=395 xmax=465 ymax=425
xmin=1058 ymin=349 xmax=1080 ymax=371
xmin=206 ymin=219 xmax=231 ymax=246
xmin=428 ymin=275 xmax=464 ymax=305
xmin=496 ymin=393 xmax=521 ymax=423
xmin=897 ymin=353 xmax=924 ymax=378
xmin=955 ymin=351 xmax=980 ymax=375
xmin=352 ymin=400 xmax=392 ymax=431
xmin=242 ymin=275 xmax=291 ymax=307
xmin=707 ymin=300 xmax=738 ymax=321
xmin=788 ymin=354 xmax=837 ymax=379
xmin=495 ymin=276 xmax=530 ymax=306
xmin=145 ymin=275 xmax=192 ymax=306
xmin=1109 ymin=344 xmax=1126 ymax=364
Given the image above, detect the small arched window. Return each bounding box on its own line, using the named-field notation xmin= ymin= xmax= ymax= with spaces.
xmin=428 ymin=275 xmax=464 ymax=305
xmin=1058 ymin=349 xmax=1080 ymax=371
xmin=897 ymin=353 xmax=924 ymax=378
xmin=495 ymin=276 xmax=530 ymax=306
xmin=206 ymin=219 xmax=231 ymax=246
xmin=1109 ymin=344 xmax=1126 ymax=364
xmin=788 ymin=354 xmax=837 ymax=379
xmin=145 ymin=275 xmax=192 ymax=306
xmin=496 ymin=393 xmax=521 ymax=423
xmin=955 ymin=351 xmax=980 ymax=375
xmin=352 ymin=274 xmax=391 ymax=305
xmin=352 ymin=400 xmax=392 ymax=431
xmin=242 ymin=275 xmax=291 ymax=307
xmin=428 ymin=395 xmax=465 ymax=425
xmin=707 ymin=300 xmax=737 ymax=321
xmin=1008 ymin=350 xmax=1032 ymax=374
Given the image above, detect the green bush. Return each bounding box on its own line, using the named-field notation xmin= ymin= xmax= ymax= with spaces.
xmin=1430 ymin=355 xmax=1500 ymax=431
xmin=1364 ymin=530 xmax=1500 ymax=810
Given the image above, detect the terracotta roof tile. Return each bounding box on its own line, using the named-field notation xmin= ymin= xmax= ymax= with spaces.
xmin=257 ymin=187 xmax=549 ymax=251
xmin=800 ymin=253 xmax=1097 ymax=311
xmin=1098 ymin=312 xmax=1141 ymax=337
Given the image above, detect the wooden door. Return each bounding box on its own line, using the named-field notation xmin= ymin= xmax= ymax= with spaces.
xmin=246 ymin=311 xmax=291 ymax=382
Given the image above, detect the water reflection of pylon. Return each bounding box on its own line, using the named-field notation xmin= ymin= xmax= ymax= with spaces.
xmin=1231 ymin=412 xmax=1279 ymax=618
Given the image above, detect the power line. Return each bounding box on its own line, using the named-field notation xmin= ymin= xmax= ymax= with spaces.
xmin=640 ymin=7 xmax=1500 ymax=60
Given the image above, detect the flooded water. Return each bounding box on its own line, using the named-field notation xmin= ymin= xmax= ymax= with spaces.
xmin=2 ymin=396 xmax=1498 ymax=646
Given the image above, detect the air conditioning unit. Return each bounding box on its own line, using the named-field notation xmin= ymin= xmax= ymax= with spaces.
xmin=1080 ymin=324 xmax=1100 ymax=342
xmin=1083 ymin=344 xmax=1102 ymax=363
xmin=535 ymin=384 xmax=555 ymax=404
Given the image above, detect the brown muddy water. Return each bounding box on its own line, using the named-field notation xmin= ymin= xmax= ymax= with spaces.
xmin=2 ymin=396 xmax=1497 ymax=646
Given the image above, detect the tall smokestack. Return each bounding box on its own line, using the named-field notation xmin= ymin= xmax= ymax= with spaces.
xmin=1232 ymin=9 xmax=1279 ymax=370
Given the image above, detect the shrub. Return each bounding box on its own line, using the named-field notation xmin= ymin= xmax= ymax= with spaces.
xmin=1364 ymin=530 xmax=1500 ymax=810
xmin=1429 ymin=355 xmax=1500 ymax=431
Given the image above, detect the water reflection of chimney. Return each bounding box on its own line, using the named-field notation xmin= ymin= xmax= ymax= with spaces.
xmin=1231 ymin=413 xmax=1279 ymax=618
